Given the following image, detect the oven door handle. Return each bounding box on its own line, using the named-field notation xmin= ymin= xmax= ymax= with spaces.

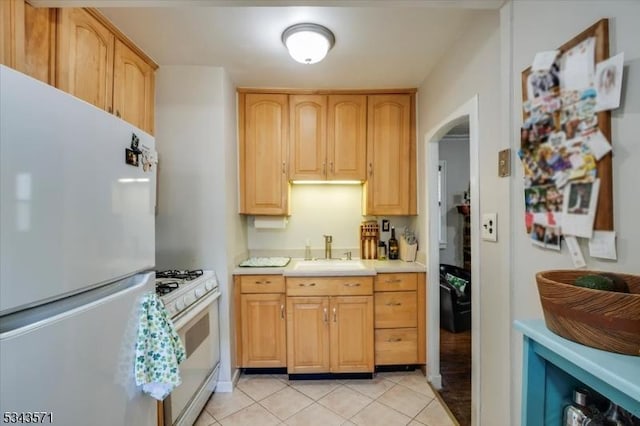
xmin=172 ymin=289 xmax=221 ymax=330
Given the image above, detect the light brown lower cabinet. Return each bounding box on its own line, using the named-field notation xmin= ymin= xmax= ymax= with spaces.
xmin=241 ymin=293 xmax=286 ymax=368
xmin=286 ymin=295 xmax=373 ymax=374
xmin=235 ymin=275 xmax=287 ymax=368
xmin=235 ymin=273 xmax=424 ymax=371
xmin=373 ymin=272 xmax=426 ymax=366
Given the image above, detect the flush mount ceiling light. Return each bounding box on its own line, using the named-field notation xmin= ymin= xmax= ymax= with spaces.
xmin=282 ymin=23 xmax=335 ymax=65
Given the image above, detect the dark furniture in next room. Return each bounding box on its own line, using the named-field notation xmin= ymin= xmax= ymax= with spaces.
xmin=440 ymin=264 xmax=471 ymax=333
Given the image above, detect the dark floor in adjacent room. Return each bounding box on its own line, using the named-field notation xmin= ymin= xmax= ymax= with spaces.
xmin=438 ymin=328 xmax=472 ymax=426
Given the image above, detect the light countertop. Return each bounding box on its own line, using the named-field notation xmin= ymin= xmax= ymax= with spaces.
xmin=233 ymin=258 xmax=426 ymax=276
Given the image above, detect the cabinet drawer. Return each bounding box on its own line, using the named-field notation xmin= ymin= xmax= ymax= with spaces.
xmin=374 ymin=291 xmax=417 ymax=328
xmin=374 ymin=273 xmax=417 ymax=292
xmin=239 ymin=275 xmax=285 ymax=293
xmin=375 ymin=328 xmax=418 ymax=365
xmin=286 ymin=276 xmax=373 ymax=296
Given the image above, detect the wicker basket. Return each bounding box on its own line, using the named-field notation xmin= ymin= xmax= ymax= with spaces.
xmin=536 ymin=270 xmax=640 ymax=356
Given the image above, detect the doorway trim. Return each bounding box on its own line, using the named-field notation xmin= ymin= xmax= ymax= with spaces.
xmin=425 ymin=95 xmax=480 ymax=424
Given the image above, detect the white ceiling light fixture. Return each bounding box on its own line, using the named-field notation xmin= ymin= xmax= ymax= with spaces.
xmin=282 ymin=23 xmax=335 ymax=65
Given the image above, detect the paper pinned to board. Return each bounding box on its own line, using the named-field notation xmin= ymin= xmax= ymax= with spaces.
xmin=588 ymin=231 xmax=617 ymax=260
xmin=532 ymin=50 xmax=560 ymax=72
xmin=565 ymin=236 xmax=586 ymax=268
xmin=582 ymin=129 xmax=612 ymax=161
xmin=254 ymin=216 xmax=288 ymax=229
xmin=595 ymin=52 xmax=625 ymax=112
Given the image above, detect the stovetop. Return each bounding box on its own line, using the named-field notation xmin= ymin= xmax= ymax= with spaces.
xmin=156 ymin=269 xmax=218 ymax=318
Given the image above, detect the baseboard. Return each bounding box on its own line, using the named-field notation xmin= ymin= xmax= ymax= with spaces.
xmin=215 ymin=368 xmax=241 ymax=393
xmin=428 ymin=372 xmax=443 ymax=390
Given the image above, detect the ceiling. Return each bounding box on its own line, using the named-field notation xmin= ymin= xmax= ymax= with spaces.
xmin=36 ymin=1 xmax=503 ymax=89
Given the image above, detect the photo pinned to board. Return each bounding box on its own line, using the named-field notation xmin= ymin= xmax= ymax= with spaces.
xmin=595 ymin=52 xmax=624 ymax=112
xmin=530 ymin=222 xmax=562 ymax=251
xmin=562 ymin=178 xmax=600 ymax=238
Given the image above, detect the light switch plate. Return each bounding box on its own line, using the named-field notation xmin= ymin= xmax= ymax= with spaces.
xmin=482 ymin=213 xmax=497 ymax=242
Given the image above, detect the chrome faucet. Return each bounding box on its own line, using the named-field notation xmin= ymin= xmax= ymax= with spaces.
xmin=323 ymin=235 xmax=333 ymax=259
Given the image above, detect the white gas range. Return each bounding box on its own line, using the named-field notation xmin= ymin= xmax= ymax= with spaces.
xmin=156 ymin=270 xmax=221 ymax=426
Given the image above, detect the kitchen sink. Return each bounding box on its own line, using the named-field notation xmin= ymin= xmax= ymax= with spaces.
xmin=292 ymin=259 xmax=369 ymax=274
xmin=292 ymin=259 xmax=367 ymax=271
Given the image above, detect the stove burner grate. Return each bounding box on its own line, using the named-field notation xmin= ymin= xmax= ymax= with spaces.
xmin=156 ymin=269 xmax=203 ymax=280
xmin=156 ymin=281 xmax=180 ymax=296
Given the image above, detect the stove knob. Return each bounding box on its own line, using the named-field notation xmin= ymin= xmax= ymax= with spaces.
xmin=183 ymin=294 xmax=194 ymax=307
xmin=195 ymin=288 xmax=205 ymax=298
xmin=205 ymin=280 xmax=214 ymax=291
xmin=175 ymin=299 xmax=184 ymax=311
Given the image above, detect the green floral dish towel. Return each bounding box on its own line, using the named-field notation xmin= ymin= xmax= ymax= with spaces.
xmin=134 ymin=292 xmax=186 ymax=400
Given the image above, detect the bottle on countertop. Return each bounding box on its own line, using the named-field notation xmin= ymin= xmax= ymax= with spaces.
xmin=388 ymin=227 xmax=399 ymax=260
xmin=304 ymin=239 xmax=312 ymax=260
xmin=377 ymin=240 xmax=387 ymax=260
xmin=564 ymin=389 xmax=594 ymax=426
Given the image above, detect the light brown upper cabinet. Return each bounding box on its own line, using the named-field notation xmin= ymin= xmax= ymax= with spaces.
xmin=364 ymin=94 xmax=417 ymax=216
xmin=57 ymin=8 xmax=114 ymax=112
xmin=24 ymin=3 xmax=56 ymax=85
xmin=289 ymin=94 xmax=367 ymax=181
xmin=12 ymin=7 xmax=160 ymax=134
xmin=113 ymin=39 xmax=155 ymax=134
xmin=1 ymin=0 xmax=25 ymax=71
xmin=239 ymin=93 xmax=290 ymax=215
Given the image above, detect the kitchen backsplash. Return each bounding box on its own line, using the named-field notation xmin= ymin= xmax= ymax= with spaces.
xmin=246 ymin=184 xmax=413 ymax=258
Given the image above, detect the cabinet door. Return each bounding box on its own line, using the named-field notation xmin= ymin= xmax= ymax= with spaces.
xmin=240 ymin=93 xmax=289 ymax=215
xmin=56 ymin=8 xmax=114 ymax=111
xmin=286 ymin=297 xmax=330 ymax=373
xmin=289 ymin=94 xmax=327 ymax=180
xmin=113 ymin=39 xmax=155 ymax=134
xmin=330 ymin=296 xmax=374 ymax=373
xmin=24 ymin=4 xmax=56 ymax=85
xmin=0 ymin=0 xmax=25 ymax=71
xmin=327 ymin=95 xmax=367 ymax=181
xmin=241 ymin=293 xmax=286 ymax=368
xmin=365 ymin=94 xmax=412 ymax=215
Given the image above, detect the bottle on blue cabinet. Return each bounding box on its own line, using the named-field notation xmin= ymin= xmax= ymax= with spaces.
xmin=563 ymin=389 xmax=594 ymax=426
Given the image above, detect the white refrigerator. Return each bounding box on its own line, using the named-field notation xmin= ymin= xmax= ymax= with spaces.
xmin=0 ymin=66 xmax=157 ymax=426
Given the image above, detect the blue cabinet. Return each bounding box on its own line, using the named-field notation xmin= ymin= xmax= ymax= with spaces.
xmin=515 ymin=319 xmax=639 ymax=425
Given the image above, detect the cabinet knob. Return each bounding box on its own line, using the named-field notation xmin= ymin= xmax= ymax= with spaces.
xmin=255 ymin=280 xmax=271 ymax=284
xmin=280 ymin=304 xmax=285 ymax=319
xmin=387 ymin=337 xmax=402 ymax=342
xmin=330 ymin=161 xmax=334 ymax=173
xmin=368 ymin=162 xmax=373 ymax=177
xmin=323 ymin=161 xmax=326 ymax=175
xmin=343 ymin=283 xmax=360 ymax=287
xmin=333 ymin=307 xmax=337 ymax=322
xmin=385 ymin=301 xmax=402 ymax=307
xmin=323 ymin=307 xmax=328 ymax=323
xmin=282 ymin=162 xmax=286 ymax=174
xmin=385 ymin=279 xmax=402 ymax=284
xmin=298 ymin=282 xmax=316 ymax=287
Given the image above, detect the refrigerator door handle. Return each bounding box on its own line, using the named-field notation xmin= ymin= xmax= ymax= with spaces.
xmin=0 ymin=272 xmax=154 ymax=338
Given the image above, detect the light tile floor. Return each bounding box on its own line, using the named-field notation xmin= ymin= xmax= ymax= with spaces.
xmin=195 ymin=370 xmax=457 ymax=426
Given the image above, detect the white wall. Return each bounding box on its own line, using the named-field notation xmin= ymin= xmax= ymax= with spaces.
xmin=439 ymin=136 xmax=470 ymax=267
xmin=414 ymin=10 xmax=510 ymax=425
xmin=506 ymin=1 xmax=640 ymax=423
xmin=155 ymin=65 xmax=247 ymax=388
xmin=247 ymin=185 xmax=413 ymax=258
